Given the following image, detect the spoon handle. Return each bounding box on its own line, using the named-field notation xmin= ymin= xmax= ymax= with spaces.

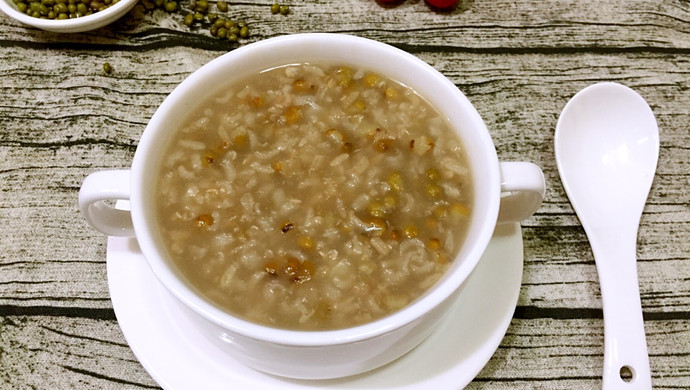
xmin=588 ymin=229 xmax=652 ymax=389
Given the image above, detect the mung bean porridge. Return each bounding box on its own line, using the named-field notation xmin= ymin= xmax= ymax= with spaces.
xmin=155 ymin=63 xmax=473 ymax=331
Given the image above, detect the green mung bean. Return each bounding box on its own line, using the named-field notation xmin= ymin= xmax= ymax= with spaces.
xmin=195 ymin=0 xmax=207 ymax=12
xmin=239 ymin=25 xmax=248 ymax=38
xmin=183 ymin=13 xmax=194 ymax=26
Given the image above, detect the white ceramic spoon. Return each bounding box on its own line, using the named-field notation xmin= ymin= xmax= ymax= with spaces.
xmin=555 ymin=82 xmax=658 ymax=389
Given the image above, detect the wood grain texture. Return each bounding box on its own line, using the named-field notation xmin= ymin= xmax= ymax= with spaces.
xmin=1 ymin=316 xmax=688 ymax=389
xmin=0 ymin=316 xmax=157 ymax=389
xmin=0 ymin=0 xmax=689 ymax=50
xmin=0 ymin=0 xmax=688 ymax=388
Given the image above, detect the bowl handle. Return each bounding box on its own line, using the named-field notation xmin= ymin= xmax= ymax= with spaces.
xmin=78 ymin=170 xmax=135 ymax=237
xmin=497 ymin=162 xmax=546 ymax=223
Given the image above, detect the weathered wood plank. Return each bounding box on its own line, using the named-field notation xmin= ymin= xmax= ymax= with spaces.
xmin=0 ymin=145 xmax=126 ymax=308
xmin=0 ymin=316 xmax=158 ymax=389
xmin=0 ymin=0 xmax=688 ymax=50
xmin=1 ymin=316 xmax=688 ymax=389
xmin=473 ymin=318 xmax=690 ymax=389
xmin=2 ymin=49 xmax=687 ymax=150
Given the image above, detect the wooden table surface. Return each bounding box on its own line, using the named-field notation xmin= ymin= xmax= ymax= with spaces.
xmin=1 ymin=0 xmax=689 ymax=388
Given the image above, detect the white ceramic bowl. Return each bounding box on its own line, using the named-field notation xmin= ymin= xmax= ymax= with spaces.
xmin=0 ymin=0 xmax=137 ymax=32
xmin=79 ymin=33 xmax=545 ymax=380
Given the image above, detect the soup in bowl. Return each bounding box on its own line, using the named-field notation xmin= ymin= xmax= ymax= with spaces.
xmin=157 ymin=62 xmax=474 ymax=331
xmin=79 ymin=33 xmax=544 ymax=379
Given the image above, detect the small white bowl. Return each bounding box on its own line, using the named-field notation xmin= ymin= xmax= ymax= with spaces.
xmin=0 ymin=0 xmax=137 ymax=32
xmin=78 ymin=33 xmax=546 ymax=380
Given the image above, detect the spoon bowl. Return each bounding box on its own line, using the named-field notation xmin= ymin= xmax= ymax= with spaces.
xmin=556 ymin=83 xmax=659 ymax=228
xmin=555 ymin=82 xmax=658 ymax=389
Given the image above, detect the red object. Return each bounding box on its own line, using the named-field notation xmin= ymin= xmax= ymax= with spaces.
xmin=425 ymin=0 xmax=459 ymax=10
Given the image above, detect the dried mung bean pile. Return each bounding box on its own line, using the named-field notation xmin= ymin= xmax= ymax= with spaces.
xmin=131 ymin=0 xmax=290 ymax=42
xmin=11 ymin=0 xmax=120 ymax=19
xmin=130 ymin=0 xmax=252 ymax=42
xmin=12 ymin=0 xmax=286 ymax=44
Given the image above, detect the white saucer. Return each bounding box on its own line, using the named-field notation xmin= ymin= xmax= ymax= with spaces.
xmin=107 ymin=222 xmax=523 ymax=390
